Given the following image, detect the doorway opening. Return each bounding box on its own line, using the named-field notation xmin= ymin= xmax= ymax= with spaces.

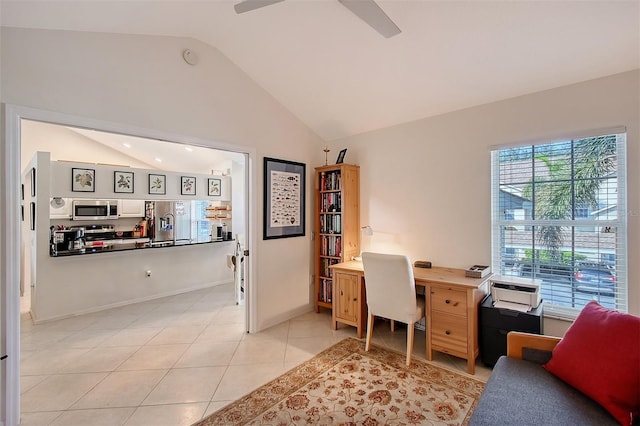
xmin=20 ymin=119 xmax=250 ymax=321
xmin=2 ymin=106 xmax=256 ymax=426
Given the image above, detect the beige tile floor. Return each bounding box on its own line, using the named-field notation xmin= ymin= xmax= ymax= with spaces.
xmin=19 ymin=283 xmax=491 ymax=425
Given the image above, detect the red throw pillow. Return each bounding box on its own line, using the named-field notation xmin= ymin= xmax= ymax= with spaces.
xmin=543 ymin=301 xmax=640 ymax=425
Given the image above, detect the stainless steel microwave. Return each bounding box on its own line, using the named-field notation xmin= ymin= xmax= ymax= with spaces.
xmin=72 ymin=200 xmax=118 ymax=220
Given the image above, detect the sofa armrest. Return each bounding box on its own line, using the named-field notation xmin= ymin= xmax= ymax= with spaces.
xmin=507 ymin=331 xmax=561 ymax=359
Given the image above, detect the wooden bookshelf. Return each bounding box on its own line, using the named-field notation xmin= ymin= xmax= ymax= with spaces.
xmin=314 ymin=164 xmax=360 ymax=313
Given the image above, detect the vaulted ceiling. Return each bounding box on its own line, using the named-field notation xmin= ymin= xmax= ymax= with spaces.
xmin=2 ymin=1 xmax=639 ymax=141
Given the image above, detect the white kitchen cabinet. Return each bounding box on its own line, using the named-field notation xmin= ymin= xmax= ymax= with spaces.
xmin=118 ymin=199 xmax=146 ymax=218
xmin=220 ymin=176 xmax=231 ymax=201
xmin=49 ymin=197 xmax=72 ymax=219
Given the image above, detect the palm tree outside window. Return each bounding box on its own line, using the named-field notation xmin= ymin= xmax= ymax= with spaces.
xmin=491 ymin=131 xmax=628 ymax=316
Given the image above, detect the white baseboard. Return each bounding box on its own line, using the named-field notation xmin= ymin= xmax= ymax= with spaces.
xmin=31 ymin=280 xmax=233 ymax=324
xmin=257 ymin=303 xmax=314 ymax=333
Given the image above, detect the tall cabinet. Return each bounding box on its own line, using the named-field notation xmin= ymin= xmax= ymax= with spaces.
xmin=314 ymin=164 xmax=360 ymax=313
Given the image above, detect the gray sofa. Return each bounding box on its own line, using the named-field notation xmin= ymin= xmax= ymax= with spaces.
xmin=469 ymin=331 xmax=618 ymax=425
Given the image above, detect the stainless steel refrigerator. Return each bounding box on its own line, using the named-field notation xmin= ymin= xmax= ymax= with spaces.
xmin=154 ymin=201 xmax=193 ymax=244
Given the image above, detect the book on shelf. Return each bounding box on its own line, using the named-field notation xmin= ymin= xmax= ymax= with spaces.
xmin=320 ymin=192 xmax=342 ymax=212
xmin=321 ymin=236 xmax=342 ymax=257
xmin=320 ymin=170 xmax=342 ymax=191
xmin=320 ymin=214 xmax=342 ymax=234
xmin=320 ymin=258 xmax=339 ymax=277
xmin=319 ymin=278 xmax=332 ymax=303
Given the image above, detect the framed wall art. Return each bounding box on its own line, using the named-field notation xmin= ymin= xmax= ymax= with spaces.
xmin=208 ymin=178 xmax=221 ymax=197
xmin=336 ymin=148 xmax=347 ymax=164
xmin=72 ymin=167 xmax=95 ymax=192
xmin=148 ymin=174 xmax=166 ymax=195
xmin=114 ymin=171 xmax=134 ymax=193
xmin=181 ymin=176 xmax=196 ymax=195
xmin=263 ymin=157 xmax=306 ymax=240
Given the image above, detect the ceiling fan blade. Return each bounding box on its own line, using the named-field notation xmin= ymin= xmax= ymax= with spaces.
xmin=338 ymin=0 xmax=401 ymax=38
xmin=234 ymin=0 xmax=285 ymax=14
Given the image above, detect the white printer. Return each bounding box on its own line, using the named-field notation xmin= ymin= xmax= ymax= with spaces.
xmin=490 ymin=275 xmax=542 ymax=312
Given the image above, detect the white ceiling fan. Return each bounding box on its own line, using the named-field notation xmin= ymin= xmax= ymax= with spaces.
xmin=234 ymin=0 xmax=401 ymax=38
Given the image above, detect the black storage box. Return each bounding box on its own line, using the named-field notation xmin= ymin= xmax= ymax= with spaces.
xmin=480 ymin=294 xmax=543 ymax=367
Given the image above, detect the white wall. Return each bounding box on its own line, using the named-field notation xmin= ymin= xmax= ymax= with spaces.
xmin=1 ymin=27 xmax=324 ymax=332
xmin=35 ymin=240 xmax=236 ymax=322
xmin=327 ymin=70 xmax=640 ymax=322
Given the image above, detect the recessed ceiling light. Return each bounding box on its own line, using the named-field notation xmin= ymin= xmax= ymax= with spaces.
xmin=184 ymin=147 xmax=193 ymax=152
xmin=155 ymin=158 xmax=162 ymax=163
xmin=123 ymin=143 xmax=131 ymax=148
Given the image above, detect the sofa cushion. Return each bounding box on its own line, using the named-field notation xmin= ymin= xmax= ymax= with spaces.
xmin=470 ymin=356 xmax=618 ymax=425
xmin=543 ymin=301 xmax=640 ymax=425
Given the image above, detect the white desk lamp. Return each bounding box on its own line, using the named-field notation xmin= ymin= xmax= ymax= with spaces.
xmin=352 ymin=225 xmax=373 ymax=261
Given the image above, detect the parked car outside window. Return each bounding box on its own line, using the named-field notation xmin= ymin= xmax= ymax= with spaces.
xmin=574 ymin=265 xmax=616 ymax=296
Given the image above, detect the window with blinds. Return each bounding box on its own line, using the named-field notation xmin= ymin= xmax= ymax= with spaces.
xmin=491 ymin=131 xmax=627 ymax=317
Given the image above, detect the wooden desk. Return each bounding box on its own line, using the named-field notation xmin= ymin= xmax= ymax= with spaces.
xmin=330 ymin=260 xmax=491 ymax=374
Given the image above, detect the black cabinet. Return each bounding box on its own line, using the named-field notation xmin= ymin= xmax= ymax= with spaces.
xmin=480 ymin=294 xmax=543 ymax=367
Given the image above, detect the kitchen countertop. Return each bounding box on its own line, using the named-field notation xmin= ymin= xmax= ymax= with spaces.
xmin=51 ymin=237 xmax=233 ymax=257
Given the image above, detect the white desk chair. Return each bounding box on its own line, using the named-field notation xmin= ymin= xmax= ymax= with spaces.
xmin=362 ymin=252 xmax=426 ymax=366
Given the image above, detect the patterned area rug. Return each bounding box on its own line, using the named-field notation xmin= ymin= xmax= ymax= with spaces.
xmin=193 ymin=337 xmax=486 ymax=426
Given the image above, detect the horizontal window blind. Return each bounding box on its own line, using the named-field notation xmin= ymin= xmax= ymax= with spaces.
xmin=491 ymin=133 xmax=627 ymax=316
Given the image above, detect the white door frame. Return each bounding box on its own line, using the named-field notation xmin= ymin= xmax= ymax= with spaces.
xmin=1 ymin=104 xmax=258 ymax=426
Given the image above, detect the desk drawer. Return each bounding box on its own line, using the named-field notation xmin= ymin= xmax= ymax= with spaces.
xmin=431 ymin=313 xmax=468 ymax=354
xmin=430 ymin=287 xmax=467 ymax=315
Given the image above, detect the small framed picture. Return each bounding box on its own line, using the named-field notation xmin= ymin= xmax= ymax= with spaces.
xmin=72 ymin=168 xmax=95 ymax=192
xmin=181 ymin=176 xmax=196 ymax=195
xmin=208 ymin=178 xmax=221 ymax=196
xmin=114 ymin=171 xmax=134 ymax=193
xmin=148 ymin=174 xmax=166 ymax=195
xmin=336 ymin=148 xmax=347 ymax=164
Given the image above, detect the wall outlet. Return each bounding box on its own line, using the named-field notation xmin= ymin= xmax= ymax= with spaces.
xmin=145 ymin=270 xmax=152 ymax=277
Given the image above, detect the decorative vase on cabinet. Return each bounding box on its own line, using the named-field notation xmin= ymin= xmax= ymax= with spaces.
xmin=314 ymin=164 xmax=360 ymax=313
